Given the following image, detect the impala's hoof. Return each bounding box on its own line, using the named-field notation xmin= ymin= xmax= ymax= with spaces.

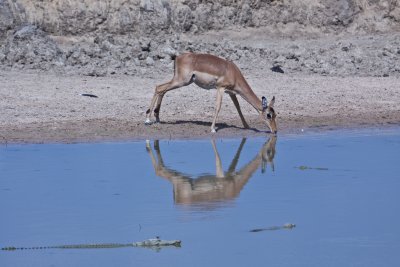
xmin=145 ymin=119 xmax=152 ymax=125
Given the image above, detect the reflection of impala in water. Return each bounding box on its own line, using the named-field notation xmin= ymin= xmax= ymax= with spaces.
xmin=146 ymin=137 xmax=276 ymax=205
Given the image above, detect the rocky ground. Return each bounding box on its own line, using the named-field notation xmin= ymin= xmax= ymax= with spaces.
xmin=1 ymin=0 xmax=399 ymax=78
xmin=1 ymin=25 xmax=400 ymax=78
xmin=0 ymin=0 xmax=399 ymax=143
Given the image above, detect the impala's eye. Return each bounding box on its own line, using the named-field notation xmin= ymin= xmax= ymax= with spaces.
xmin=267 ymin=113 xmax=272 ymax=119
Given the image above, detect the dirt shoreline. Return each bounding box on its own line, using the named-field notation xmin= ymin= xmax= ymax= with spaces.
xmin=1 ymin=70 xmax=399 ymax=144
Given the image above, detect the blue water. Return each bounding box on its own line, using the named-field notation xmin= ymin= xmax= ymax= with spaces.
xmin=1 ymin=129 xmax=400 ymax=266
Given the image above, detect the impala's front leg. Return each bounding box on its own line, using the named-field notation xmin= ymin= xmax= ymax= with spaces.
xmin=229 ymin=94 xmax=249 ymax=129
xmin=211 ymin=87 xmax=224 ymax=133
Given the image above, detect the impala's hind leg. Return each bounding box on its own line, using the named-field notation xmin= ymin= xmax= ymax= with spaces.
xmin=154 ymin=92 xmax=165 ymax=123
xmin=145 ymin=90 xmax=161 ymax=125
xmin=145 ymin=76 xmax=192 ymax=124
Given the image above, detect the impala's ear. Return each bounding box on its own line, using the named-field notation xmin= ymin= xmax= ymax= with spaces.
xmin=269 ymin=96 xmax=275 ymax=108
xmin=262 ymin=96 xmax=268 ymax=110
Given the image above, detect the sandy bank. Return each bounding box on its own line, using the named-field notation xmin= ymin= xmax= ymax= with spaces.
xmin=0 ymin=69 xmax=399 ymax=144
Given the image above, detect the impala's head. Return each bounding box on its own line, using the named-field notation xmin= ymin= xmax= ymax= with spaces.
xmin=261 ymin=96 xmax=277 ymax=134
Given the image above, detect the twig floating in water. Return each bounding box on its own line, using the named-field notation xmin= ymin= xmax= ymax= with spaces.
xmin=296 ymin=166 xmax=329 ymax=171
xmin=80 ymin=93 xmax=98 ymax=98
xmin=250 ymin=223 xmax=296 ymax=233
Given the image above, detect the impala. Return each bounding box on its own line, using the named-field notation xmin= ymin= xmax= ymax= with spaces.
xmin=145 ymin=53 xmax=277 ymax=134
xmin=146 ymin=137 xmax=276 ymax=205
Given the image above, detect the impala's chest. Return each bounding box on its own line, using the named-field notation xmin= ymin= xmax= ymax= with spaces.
xmin=192 ymin=71 xmax=221 ymax=90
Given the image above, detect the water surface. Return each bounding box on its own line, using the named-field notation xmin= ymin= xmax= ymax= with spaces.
xmin=1 ymin=129 xmax=399 ymax=266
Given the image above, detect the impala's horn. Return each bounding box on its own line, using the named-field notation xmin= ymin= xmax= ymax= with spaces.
xmin=262 ymin=96 xmax=268 ymax=111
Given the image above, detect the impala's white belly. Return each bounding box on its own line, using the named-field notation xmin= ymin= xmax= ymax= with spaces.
xmin=192 ymin=71 xmax=219 ymax=90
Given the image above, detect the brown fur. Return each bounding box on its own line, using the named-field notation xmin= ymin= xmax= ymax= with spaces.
xmin=145 ymin=53 xmax=277 ymax=133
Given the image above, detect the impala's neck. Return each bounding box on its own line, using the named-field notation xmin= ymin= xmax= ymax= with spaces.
xmin=236 ymin=75 xmax=263 ymax=112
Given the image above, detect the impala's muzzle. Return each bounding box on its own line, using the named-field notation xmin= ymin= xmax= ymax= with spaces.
xmin=261 ymin=96 xmax=277 ymax=134
xmin=268 ymin=120 xmax=277 ymax=135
